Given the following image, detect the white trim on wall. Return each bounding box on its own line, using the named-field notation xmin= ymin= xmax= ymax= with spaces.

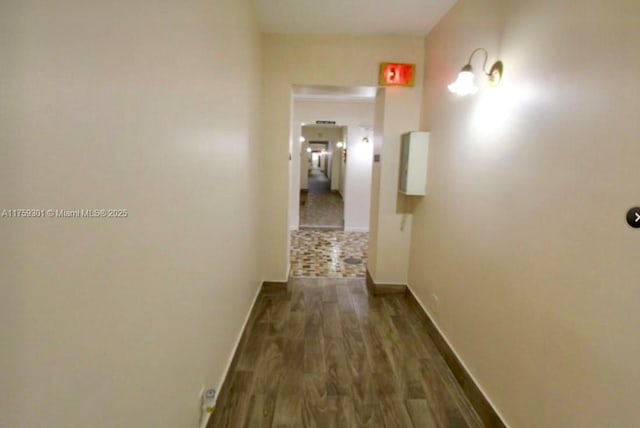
xmin=345 ymin=226 xmax=369 ymax=232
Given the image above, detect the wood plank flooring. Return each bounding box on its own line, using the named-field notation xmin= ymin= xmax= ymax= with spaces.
xmin=209 ymin=278 xmax=483 ymax=428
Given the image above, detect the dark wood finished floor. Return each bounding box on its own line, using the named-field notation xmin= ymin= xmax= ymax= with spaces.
xmin=209 ymin=278 xmax=483 ymax=428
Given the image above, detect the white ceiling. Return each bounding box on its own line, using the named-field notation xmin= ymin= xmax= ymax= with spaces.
xmin=252 ymin=0 xmax=457 ymax=36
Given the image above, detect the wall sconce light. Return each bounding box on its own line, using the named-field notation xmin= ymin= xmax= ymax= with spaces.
xmin=299 ymin=136 xmax=305 ymax=143
xmin=336 ymin=141 xmax=344 ymax=148
xmin=306 ymin=147 xmax=312 ymax=153
xmin=448 ymin=48 xmax=503 ymax=96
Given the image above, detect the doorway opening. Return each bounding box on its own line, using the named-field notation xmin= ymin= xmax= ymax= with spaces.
xmin=288 ymin=85 xmax=378 ymax=278
xmin=300 ymin=134 xmax=344 ymax=229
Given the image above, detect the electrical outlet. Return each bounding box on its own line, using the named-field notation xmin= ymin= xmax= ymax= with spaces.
xmin=198 ymin=387 xmax=217 ymax=428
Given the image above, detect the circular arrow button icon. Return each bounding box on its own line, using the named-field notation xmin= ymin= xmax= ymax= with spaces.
xmin=627 ymin=207 xmax=640 ymax=228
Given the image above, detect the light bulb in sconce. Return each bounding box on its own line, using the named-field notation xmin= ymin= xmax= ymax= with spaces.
xmin=306 ymin=147 xmax=312 ymax=153
xmin=299 ymin=136 xmax=305 ymax=143
xmin=448 ymin=48 xmax=503 ymax=96
xmin=336 ymin=141 xmax=344 ymax=148
xmin=448 ymin=65 xmax=478 ymax=96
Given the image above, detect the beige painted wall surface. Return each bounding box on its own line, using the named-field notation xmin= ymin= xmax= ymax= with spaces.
xmin=0 ymin=0 xmax=262 ymax=427
xmin=410 ymin=0 xmax=640 ymax=426
xmin=368 ymin=88 xmax=387 ymax=279
xmin=261 ymin=34 xmax=424 ymax=282
xmin=371 ymin=84 xmax=424 ymax=284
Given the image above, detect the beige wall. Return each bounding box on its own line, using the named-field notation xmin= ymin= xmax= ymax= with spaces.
xmin=339 ymin=126 xmax=348 ymax=198
xmin=330 ymin=139 xmax=341 ymax=192
xmin=0 ymin=0 xmax=262 ymax=427
xmin=369 ymin=82 xmax=425 ymax=284
xmin=410 ymin=0 xmax=640 ymax=426
xmin=261 ymin=34 xmax=424 ymax=281
xmin=368 ymin=88 xmax=387 ymax=279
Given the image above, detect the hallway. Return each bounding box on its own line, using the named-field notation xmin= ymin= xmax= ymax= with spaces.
xmin=299 ymin=167 xmax=344 ymax=229
xmin=5 ymin=0 xmax=639 ymax=426
xmin=209 ymin=278 xmax=483 ymax=428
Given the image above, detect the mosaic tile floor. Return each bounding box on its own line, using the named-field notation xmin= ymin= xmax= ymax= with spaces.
xmin=299 ymin=168 xmax=344 ymax=229
xmin=290 ymin=230 xmax=368 ymax=278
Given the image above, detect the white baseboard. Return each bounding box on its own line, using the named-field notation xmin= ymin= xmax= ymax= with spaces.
xmin=344 ymin=226 xmax=369 ymax=232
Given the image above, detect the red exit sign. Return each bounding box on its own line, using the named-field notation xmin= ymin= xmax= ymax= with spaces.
xmin=379 ymin=63 xmax=415 ymax=87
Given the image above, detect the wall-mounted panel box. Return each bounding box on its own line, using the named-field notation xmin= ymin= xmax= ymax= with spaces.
xmin=399 ymin=131 xmax=429 ymax=196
